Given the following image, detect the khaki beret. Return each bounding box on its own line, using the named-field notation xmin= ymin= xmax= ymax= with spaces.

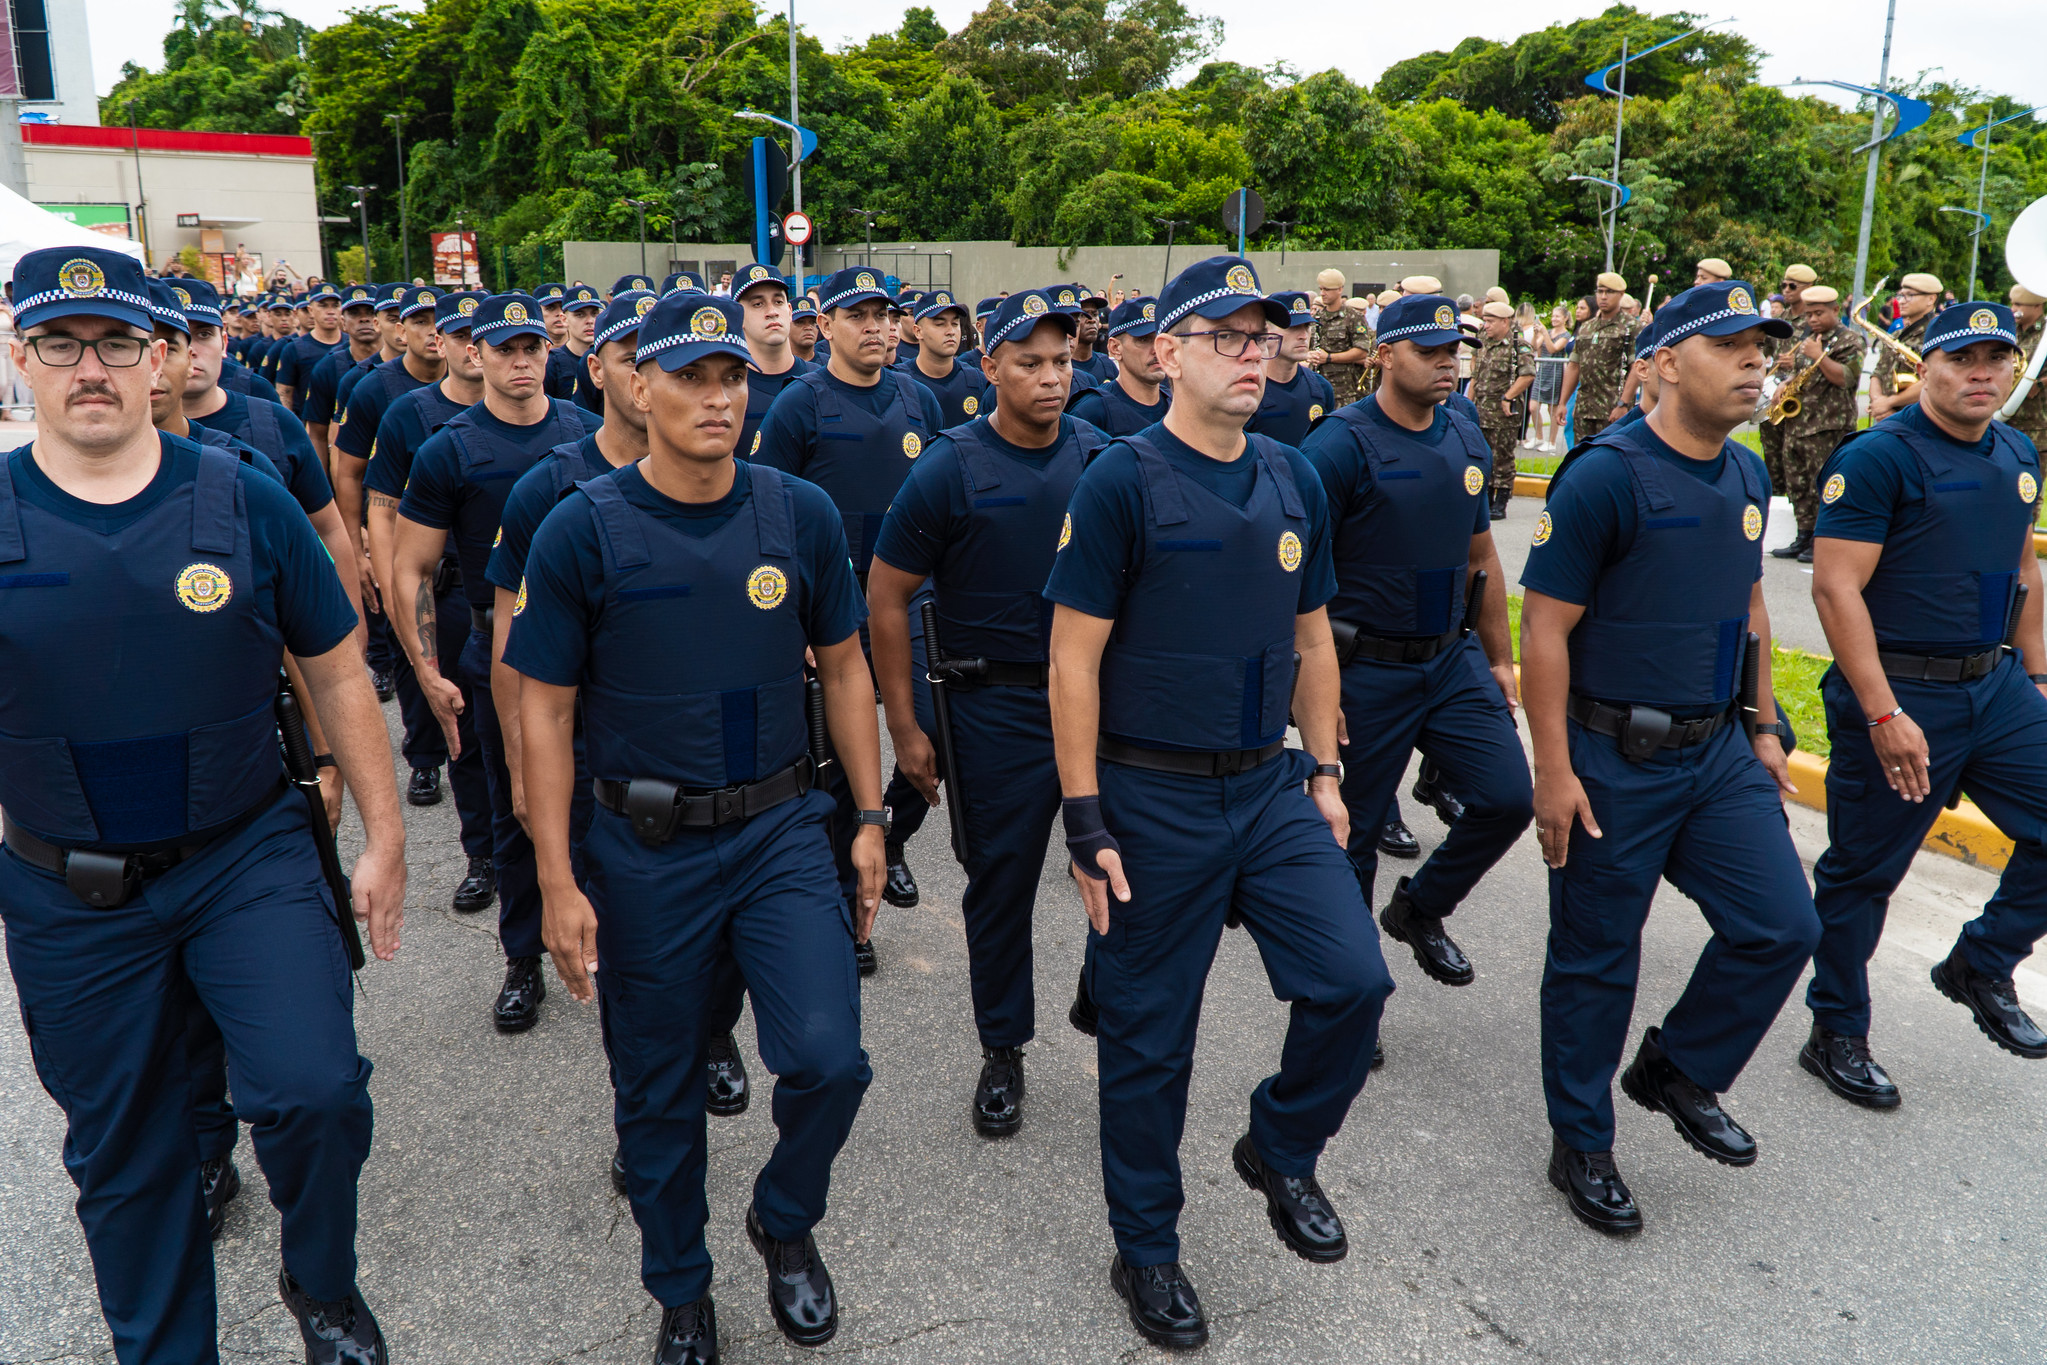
xmin=1783 ymin=264 xmax=1818 ymax=285
xmin=1696 ymin=257 xmax=1732 ymax=280
xmin=2009 ymin=284 xmax=2046 ymax=307
xmin=1596 ymin=271 xmax=1627 ymax=291
xmin=1900 ymin=272 xmax=1943 ymax=295
xmin=1316 ymin=268 xmax=1346 ymax=289
xmin=1376 ymin=289 xmax=1401 ymax=306
xmin=1483 ymin=285 xmax=1509 ymax=304
xmin=1345 ymin=296 xmax=1371 ymax=312
xmin=1802 ymin=285 xmax=1840 ymax=306
xmin=1481 ymin=301 xmax=1515 ymax=320
xmin=1399 ymin=275 xmax=1442 ymax=294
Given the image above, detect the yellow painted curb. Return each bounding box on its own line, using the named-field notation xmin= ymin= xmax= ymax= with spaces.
xmin=1782 ymin=749 xmax=2013 ymax=872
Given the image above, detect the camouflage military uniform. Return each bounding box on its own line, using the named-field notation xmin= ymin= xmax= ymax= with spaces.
xmin=1775 ymin=324 xmax=1865 ymax=534
xmin=1757 ymin=315 xmax=1810 ymax=496
xmin=1568 ymin=311 xmax=1640 ymax=442
xmin=1872 ymin=311 xmax=1932 ymax=409
xmin=1313 ymin=302 xmax=1367 ymax=407
xmin=2011 ymin=316 xmax=2047 ymax=452
xmin=1469 ymin=331 xmax=1535 ymax=498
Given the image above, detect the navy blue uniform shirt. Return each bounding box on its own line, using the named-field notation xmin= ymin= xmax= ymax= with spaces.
xmin=872 ymin=414 xmax=1097 ymax=576
xmin=484 ymin=434 xmax=629 ymax=593
xmin=361 ymin=382 xmax=472 ymax=501
xmin=504 ymin=460 xmax=865 ymax=685
xmin=273 ymin=334 xmax=347 ymax=409
xmin=188 ymin=389 xmax=332 ymax=515
xmin=334 ymin=359 xmax=432 ymax=464
xmin=1044 ymin=422 xmax=1337 ymax=622
xmin=751 ymin=367 xmax=946 ymax=475
xmin=1248 ymin=366 xmax=1337 ymax=448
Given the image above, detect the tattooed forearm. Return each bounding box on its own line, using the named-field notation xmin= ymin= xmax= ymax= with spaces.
xmin=368 ymin=491 xmax=398 ymax=510
xmin=415 ymin=579 xmax=438 ymax=670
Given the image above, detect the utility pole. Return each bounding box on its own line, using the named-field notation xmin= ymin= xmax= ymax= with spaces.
xmin=787 ymin=0 xmax=802 ymax=216
xmin=347 ymin=185 xmax=375 ymax=281
xmin=1154 ymin=218 xmax=1188 ymax=293
xmin=386 ymin=113 xmax=409 ymax=281
xmin=126 ymin=99 xmax=152 ymax=267
xmin=854 ymin=208 xmax=879 ymax=264
xmin=1849 ymin=0 xmax=1895 ymax=311
xmin=623 ymin=199 xmax=651 ymax=275
xmin=1268 ymin=218 xmax=1297 ymax=264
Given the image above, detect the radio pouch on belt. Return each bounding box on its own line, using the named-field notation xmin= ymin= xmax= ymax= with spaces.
xmin=1619 ymin=705 xmax=1674 ymax=763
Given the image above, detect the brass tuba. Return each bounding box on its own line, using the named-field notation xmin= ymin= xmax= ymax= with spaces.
xmin=1998 ymin=194 xmax=2047 ymax=421
xmin=1852 ymin=278 xmax=1923 ymax=396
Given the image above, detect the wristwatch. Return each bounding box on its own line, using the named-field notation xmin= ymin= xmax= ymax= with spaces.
xmin=2029 ymin=673 xmax=2047 ymax=685
xmin=1752 ymin=720 xmax=1793 ymax=745
xmin=1311 ymin=763 xmax=1343 ymax=782
xmin=856 ymin=808 xmax=892 ymax=836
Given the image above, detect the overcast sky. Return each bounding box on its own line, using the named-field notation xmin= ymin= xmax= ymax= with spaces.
xmin=88 ymin=0 xmax=2041 ymax=118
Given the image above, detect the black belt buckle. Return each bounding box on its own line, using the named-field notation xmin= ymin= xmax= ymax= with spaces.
xmin=622 ymin=778 xmax=682 ymax=845
xmin=1213 ymin=749 xmax=1246 ymax=777
xmin=1618 ymin=705 xmax=1673 ymax=763
xmin=65 ymin=848 xmax=140 ymax=909
xmin=711 ymin=787 xmax=742 ymax=824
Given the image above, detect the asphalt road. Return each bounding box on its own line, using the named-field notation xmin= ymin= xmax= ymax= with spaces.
xmin=4 ymin=690 xmax=2044 ymax=1363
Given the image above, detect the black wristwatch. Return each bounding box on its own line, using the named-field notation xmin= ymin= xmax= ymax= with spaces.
xmin=2029 ymin=673 xmax=2047 ymax=685
xmin=1752 ymin=721 xmax=1793 ymax=745
xmin=1311 ymin=763 xmax=1343 ymax=782
xmin=856 ymin=808 xmax=892 ymax=835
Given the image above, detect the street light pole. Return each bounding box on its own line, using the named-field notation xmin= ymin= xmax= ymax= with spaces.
xmin=1154 ymin=218 xmax=1188 ymax=293
xmin=1268 ymin=218 xmax=1297 ymax=264
xmin=126 ymin=99 xmax=151 ymax=267
xmin=623 ymin=199 xmax=651 ymax=275
xmin=347 ymin=184 xmax=375 ymax=281
xmin=1850 ymin=0 xmax=1896 ymax=311
xmin=787 ymin=0 xmax=802 ymax=216
xmin=386 ymin=113 xmax=409 ymax=281
xmin=854 ymin=209 xmax=878 ymax=264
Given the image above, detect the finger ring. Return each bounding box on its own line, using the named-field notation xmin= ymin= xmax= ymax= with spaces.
xmin=1890 ymin=765 xmax=1902 ymax=772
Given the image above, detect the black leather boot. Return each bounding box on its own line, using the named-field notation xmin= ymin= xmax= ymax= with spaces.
xmin=1799 ymin=1022 xmax=1901 ymax=1108
xmin=492 ymin=956 xmax=546 ymax=1033
xmin=1932 ymin=945 xmax=2047 ymax=1058
xmin=704 ymin=1032 xmax=750 ymax=1116
xmin=882 ymin=842 xmax=919 ymax=908
xmin=1547 ymin=1136 xmax=1641 ymax=1235
xmin=1620 ymin=1026 xmax=1756 ymax=1165
xmin=1379 ymin=876 xmax=1474 ymax=986
xmin=451 ymin=855 xmax=495 ymax=913
xmin=972 ymin=1046 xmax=1024 ymax=1138
xmin=747 ymin=1205 xmax=839 ymax=1347
xmin=279 ymin=1270 xmax=387 ymax=1364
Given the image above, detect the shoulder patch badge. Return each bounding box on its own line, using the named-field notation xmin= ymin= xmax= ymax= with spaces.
xmin=1277 ymin=530 xmax=1303 ymax=572
xmin=2021 ymin=471 xmax=2038 ymax=503
xmin=747 ymin=564 xmax=789 ymax=610
xmin=1463 ymin=464 xmax=1484 ymax=496
xmin=962 ymin=395 xmax=980 ymax=416
xmin=903 ymin=431 xmax=923 ymax=459
xmin=1822 ymin=473 xmax=1847 ymax=504
xmin=1308 ymin=403 xmax=1323 ymax=422
xmin=750 ymin=430 xmax=762 ymax=455
xmin=1742 ymin=504 xmax=1763 ymax=540
xmin=176 ymin=562 xmax=232 ymax=613
xmin=513 ymin=578 xmax=528 ymax=616
xmin=1532 ymin=510 xmax=1553 ymax=547
xmin=1058 ymin=512 xmax=1072 ymax=550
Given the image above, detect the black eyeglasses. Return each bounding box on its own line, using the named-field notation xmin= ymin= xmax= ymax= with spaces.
xmin=25 ymin=335 xmax=148 ymax=367
xmin=1178 ymin=329 xmax=1284 ymax=359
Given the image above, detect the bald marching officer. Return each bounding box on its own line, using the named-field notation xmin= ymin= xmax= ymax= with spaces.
xmin=1067 ymin=295 xmax=1170 ymax=435
xmin=1300 ymin=293 xmax=1533 ymax=989
xmin=893 ymin=288 xmax=991 ymax=430
xmin=1245 ymin=290 xmax=1336 ymax=446
xmin=1522 ymin=281 xmax=1818 ymax=1235
xmin=1803 ymin=301 xmax=2047 ymax=1100
xmin=511 ymin=292 xmax=882 ymax=1361
xmin=868 ymin=290 xmax=1108 ymax=1139
xmin=753 ymin=266 xmax=948 ymax=966
xmin=0 ymin=246 xmax=405 ymax=1362
xmin=391 ymin=293 xmax=600 ymax=1033
xmin=1046 ymin=257 xmax=1393 ymax=1350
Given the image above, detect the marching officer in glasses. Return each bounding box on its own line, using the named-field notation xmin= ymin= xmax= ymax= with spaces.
xmin=510 ymin=292 xmax=883 ymax=1362
xmin=0 ymin=246 xmax=406 ymax=1362
xmin=1045 ymin=257 xmax=1393 ymax=1350
xmin=1804 ymin=300 xmax=2047 ymax=1098
xmin=1521 ymin=282 xmax=1819 ymax=1235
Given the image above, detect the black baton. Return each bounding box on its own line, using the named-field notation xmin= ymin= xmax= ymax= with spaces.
xmin=919 ymin=598 xmax=973 ymax=866
xmin=276 ymin=676 xmax=366 ymax=971
xmin=2004 ymin=582 xmax=2030 ymax=653
xmin=1463 ymin=568 xmax=1488 ymax=635
xmin=1739 ymin=631 xmax=1762 ymax=743
xmin=806 ymin=672 xmax=833 ymax=772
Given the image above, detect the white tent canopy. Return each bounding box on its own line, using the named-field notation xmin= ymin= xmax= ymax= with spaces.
xmin=0 ymin=184 xmax=147 ymax=286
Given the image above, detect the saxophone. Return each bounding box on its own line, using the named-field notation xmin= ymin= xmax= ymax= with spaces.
xmin=1765 ymin=348 xmax=1825 ymax=424
xmin=1851 ymin=278 xmax=1923 ymax=396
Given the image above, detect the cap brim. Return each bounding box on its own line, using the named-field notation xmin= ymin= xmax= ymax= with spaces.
xmin=1697 ymin=315 xmax=1793 ymax=340
xmin=17 ymin=298 xmax=156 ymax=333
xmin=915 ymin=303 xmax=967 ymax=322
xmin=1185 ymin=295 xmax=1291 ymax=328
xmin=1925 ymin=330 xmax=2018 ymax=353
xmin=1108 ymin=321 xmax=1159 ymax=338
xmin=1387 ymin=326 xmax=1479 ymax=349
xmin=990 ymin=312 xmax=1078 ymax=350
xmin=562 ymin=300 xmax=602 ymax=313
xmin=821 ymin=288 xmax=890 ymax=311
xmin=734 ymin=278 xmax=785 ymax=300
xmin=474 ymin=322 xmax=551 ymax=344
xmin=646 ymin=338 xmax=753 ymax=372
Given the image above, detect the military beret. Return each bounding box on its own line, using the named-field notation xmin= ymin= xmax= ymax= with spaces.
xmin=1399 ymin=275 xmax=1443 ymax=295
xmin=1922 ymin=301 xmax=2017 ymax=353
xmin=1695 ymin=258 xmax=1733 ymax=281
xmin=1900 ymin=272 xmax=1944 ymax=295
xmin=1596 ymin=271 xmax=1628 ymax=291
xmin=1782 ymin=264 xmax=1819 ymax=285
xmin=1316 ymin=268 xmax=1346 ymax=289
xmin=1375 ymin=290 xmax=1400 ymax=306
xmin=1801 ymin=285 xmax=1841 ymax=306
xmin=1481 ymin=300 xmax=1515 ymax=320
xmin=2011 ymin=284 xmax=2047 ymax=307
xmin=1484 ymin=286 xmax=1510 ymax=304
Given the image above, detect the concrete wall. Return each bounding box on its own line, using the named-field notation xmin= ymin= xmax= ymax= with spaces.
xmin=26 ymin=143 xmax=322 ymax=278
xmin=568 ymin=240 xmax=1501 ymax=304
xmin=564 ymin=241 xmax=757 ymax=289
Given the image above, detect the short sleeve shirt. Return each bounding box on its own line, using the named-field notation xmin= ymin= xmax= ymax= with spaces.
xmin=750 ymin=368 xmax=947 ymax=477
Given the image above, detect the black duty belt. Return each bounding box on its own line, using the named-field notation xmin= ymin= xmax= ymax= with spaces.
xmin=432 ymin=556 xmax=463 ymax=597
xmin=471 ymin=605 xmax=494 ymax=634
xmin=2 ymin=781 xmax=283 ymax=908
xmin=594 ymin=758 xmax=814 ymax=844
xmin=1331 ymin=619 xmax=1464 ymax=666
xmin=1878 ymin=647 xmax=2003 ymax=684
xmin=933 ymin=658 xmax=1049 ymax=689
xmin=1098 ymin=736 xmax=1286 ymax=778
xmin=1568 ymin=694 xmax=1733 ymax=761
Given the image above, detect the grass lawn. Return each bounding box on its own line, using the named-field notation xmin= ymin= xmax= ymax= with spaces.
xmin=1504 ymin=594 xmax=1835 ymax=758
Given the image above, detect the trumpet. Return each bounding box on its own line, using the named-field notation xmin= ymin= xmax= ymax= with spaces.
xmin=1852 ymin=278 xmax=1922 ymax=394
